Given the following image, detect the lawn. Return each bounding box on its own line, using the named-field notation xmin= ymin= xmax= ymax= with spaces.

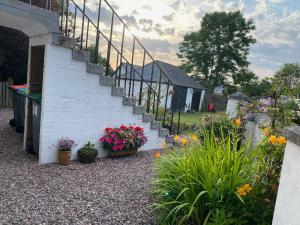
xmin=173 ymin=111 xmax=226 ymax=126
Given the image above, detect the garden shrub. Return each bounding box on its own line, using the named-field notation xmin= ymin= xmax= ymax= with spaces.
xmin=153 ymin=132 xmax=263 ymax=225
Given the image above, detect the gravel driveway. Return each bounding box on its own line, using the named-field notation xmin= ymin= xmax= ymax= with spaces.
xmin=0 ymin=108 xmax=156 ymax=225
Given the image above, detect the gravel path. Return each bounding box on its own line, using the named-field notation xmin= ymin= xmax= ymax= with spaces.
xmin=0 ymin=108 xmax=156 ymax=225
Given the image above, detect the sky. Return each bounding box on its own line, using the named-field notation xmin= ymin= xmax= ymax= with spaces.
xmin=85 ymin=0 xmax=300 ymax=79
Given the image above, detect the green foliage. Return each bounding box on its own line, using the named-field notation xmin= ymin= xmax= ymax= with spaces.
xmin=178 ymin=11 xmax=256 ymax=90
xmin=77 ymin=142 xmax=98 ymax=163
xmin=153 ymin=132 xmax=262 ymax=225
xmin=88 ymin=44 xmax=113 ymax=75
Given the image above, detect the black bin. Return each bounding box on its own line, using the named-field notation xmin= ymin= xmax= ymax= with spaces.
xmin=30 ymin=94 xmax=42 ymax=155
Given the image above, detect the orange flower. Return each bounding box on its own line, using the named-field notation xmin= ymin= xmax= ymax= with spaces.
xmin=277 ymin=136 xmax=287 ymax=145
xmin=191 ymin=134 xmax=199 ymax=142
xmin=269 ymin=135 xmax=277 ymax=144
xmin=180 ymin=138 xmax=188 ymax=145
xmin=173 ymin=135 xmax=181 ymax=142
xmin=155 ymin=151 xmax=161 ymax=158
xmin=237 ymin=183 xmax=253 ymax=197
xmin=233 ymin=118 xmax=242 ymax=127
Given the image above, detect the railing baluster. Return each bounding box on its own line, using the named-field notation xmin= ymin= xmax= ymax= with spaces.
xmin=95 ymin=0 xmax=102 ymax=63
xmin=147 ymin=62 xmax=155 ymax=113
xmin=80 ymin=0 xmax=86 ymax=50
xmin=115 ymin=53 xmax=119 ymax=85
xmin=138 ymin=51 xmax=146 ymax=105
xmin=155 ymin=72 xmax=162 ymax=120
xmin=106 ymin=11 xmax=114 ymax=76
xmin=162 ymin=81 xmax=170 ymax=127
xmin=85 ymin=20 xmax=89 ymax=49
xmin=132 ymin=70 xmax=135 ymax=97
xmin=60 ymin=0 xmax=64 ymax=33
xmin=118 ymin=25 xmax=125 ymax=87
xmin=73 ymin=6 xmax=77 ymax=39
xmin=124 ymin=63 xmax=128 ymax=89
xmin=128 ymin=38 xmax=135 ymax=96
xmin=65 ymin=0 xmax=69 ymax=36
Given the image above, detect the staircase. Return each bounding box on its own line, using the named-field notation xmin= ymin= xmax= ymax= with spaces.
xmin=22 ymin=0 xmax=184 ymax=136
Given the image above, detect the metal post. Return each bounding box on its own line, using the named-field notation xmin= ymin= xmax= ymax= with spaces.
xmin=65 ymin=0 xmax=69 ymax=36
xmin=95 ymin=0 xmax=102 ymax=62
xmin=177 ymin=111 xmax=181 ymax=135
xmin=85 ymin=20 xmax=89 ymax=49
xmin=162 ymin=82 xmax=170 ymax=127
xmin=146 ymin=62 xmax=155 ymax=113
xmin=170 ymin=111 xmax=174 ymax=134
xmin=138 ymin=51 xmax=146 ymax=105
xmin=155 ymin=72 xmax=162 ymax=120
xmin=60 ymin=0 xmax=64 ymax=33
xmin=80 ymin=0 xmax=86 ymax=49
xmin=73 ymin=7 xmax=77 ymax=39
xmin=106 ymin=12 xmax=114 ymax=75
xmin=118 ymin=25 xmax=125 ymax=87
xmin=128 ymin=38 xmax=135 ymax=96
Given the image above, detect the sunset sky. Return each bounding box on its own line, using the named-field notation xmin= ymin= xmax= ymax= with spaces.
xmin=85 ymin=0 xmax=300 ymax=78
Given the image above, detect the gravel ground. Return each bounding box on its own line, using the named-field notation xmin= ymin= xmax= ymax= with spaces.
xmin=0 ymin=108 xmax=157 ymax=225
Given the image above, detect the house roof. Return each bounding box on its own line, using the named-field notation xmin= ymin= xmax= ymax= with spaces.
xmin=114 ymin=61 xmax=205 ymax=90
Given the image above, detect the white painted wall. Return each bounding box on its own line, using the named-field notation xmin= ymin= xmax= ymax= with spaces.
xmin=273 ymin=140 xmax=300 ymax=225
xmin=199 ymin=90 xmax=205 ymax=112
xmin=226 ymin=99 xmax=240 ymax=119
xmin=39 ymin=44 xmax=165 ymax=164
xmin=185 ymin=88 xmax=193 ymax=111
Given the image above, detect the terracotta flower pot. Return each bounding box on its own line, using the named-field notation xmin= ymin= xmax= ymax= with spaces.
xmin=109 ymin=148 xmax=138 ymax=158
xmin=58 ymin=150 xmax=71 ymax=166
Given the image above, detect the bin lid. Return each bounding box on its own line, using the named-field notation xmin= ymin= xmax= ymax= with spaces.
xmin=9 ymin=84 xmax=27 ymax=91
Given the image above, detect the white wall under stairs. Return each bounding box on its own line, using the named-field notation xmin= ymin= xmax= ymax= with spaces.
xmin=39 ymin=44 xmax=165 ymax=164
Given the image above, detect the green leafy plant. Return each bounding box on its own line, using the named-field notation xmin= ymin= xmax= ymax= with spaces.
xmin=77 ymin=142 xmax=98 ymax=163
xmin=153 ymin=131 xmax=262 ymax=225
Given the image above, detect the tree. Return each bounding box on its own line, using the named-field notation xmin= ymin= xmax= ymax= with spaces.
xmin=178 ymin=11 xmax=256 ymax=90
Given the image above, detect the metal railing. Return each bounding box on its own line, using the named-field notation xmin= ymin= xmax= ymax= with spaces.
xmin=22 ymin=0 xmax=185 ymax=134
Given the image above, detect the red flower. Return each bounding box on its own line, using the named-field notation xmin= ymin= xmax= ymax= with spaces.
xmin=120 ymin=125 xmax=127 ymax=130
xmin=135 ymin=126 xmax=143 ymax=132
xmin=105 ymin=127 xmax=112 ymax=132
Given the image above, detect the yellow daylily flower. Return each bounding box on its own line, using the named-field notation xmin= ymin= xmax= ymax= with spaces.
xmin=237 ymin=183 xmax=253 ymax=197
xmin=191 ymin=134 xmax=199 ymax=142
xmin=269 ymin=135 xmax=277 ymax=144
xmin=180 ymin=138 xmax=188 ymax=145
xmin=173 ymin=135 xmax=181 ymax=141
xmin=155 ymin=151 xmax=161 ymax=158
xmin=277 ymin=136 xmax=287 ymax=145
xmin=233 ymin=118 xmax=242 ymax=127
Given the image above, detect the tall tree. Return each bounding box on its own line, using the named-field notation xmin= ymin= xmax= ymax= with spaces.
xmin=178 ymin=11 xmax=256 ymax=90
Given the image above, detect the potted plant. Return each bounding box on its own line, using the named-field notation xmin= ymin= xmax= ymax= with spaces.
xmin=99 ymin=125 xmax=148 ymax=157
xmin=57 ymin=137 xmax=76 ymax=166
xmin=77 ymin=142 xmax=98 ymax=163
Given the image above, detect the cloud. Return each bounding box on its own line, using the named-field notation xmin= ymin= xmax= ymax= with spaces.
xmin=139 ymin=19 xmax=154 ymax=32
xmin=139 ymin=37 xmax=177 ymax=53
xmin=162 ymin=13 xmax=175 ymax=22
xmin=142 ymin=4 xmax=152 ymax=10
xmin=165 ymin=28 xmax=175 ymax=36
xmin=169 ymin=0 xmax=187 ymax=10
xmin=121 ymin=15 xmax=139 ymax=29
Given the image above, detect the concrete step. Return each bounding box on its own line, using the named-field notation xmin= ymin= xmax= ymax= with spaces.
xmin=100 ymin=76 xmax=114 ymax=86
xmin=52 ymin=35 xmax=76 ymax=48
xmin=159 ymin=128 xmax=169 ymax=137
xmin=133 ymin=105 xmax=145 ymax=114
xmin=86 ymin=63 xmax=104 ymax=75
xmin=122 ymin=97 xmax=136 ymax=106
xmin=142 ymin=113 xmax=154 ymax=122
xmin=111 ymin=86 xmax=126 ymax=97
xmin=72 ymin=49 xmax=90 ymax=62
xmin=151 ymin=121 xmax=161 ymax=130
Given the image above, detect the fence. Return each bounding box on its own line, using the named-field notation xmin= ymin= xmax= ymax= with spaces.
xmin=0 ymin=80 xmax=13 ymax=108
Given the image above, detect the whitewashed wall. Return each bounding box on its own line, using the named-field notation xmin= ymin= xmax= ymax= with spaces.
xmin=39 ymin=44 xmax=165 ymax=164
xmin=273 ymin=126 xmax=300 ymax=225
